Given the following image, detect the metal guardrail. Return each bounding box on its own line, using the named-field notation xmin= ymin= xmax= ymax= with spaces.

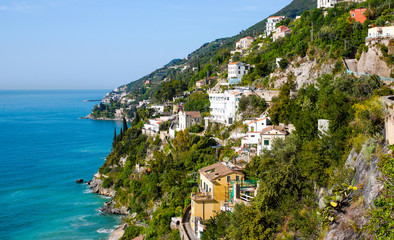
xmin=346 ymin=70 xmax=394 ymax=82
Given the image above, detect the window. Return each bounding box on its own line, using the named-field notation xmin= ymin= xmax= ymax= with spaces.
xmin=227 ymin=176 xmax=231 ymax=182
xmin=352 ymin=14 xmax=355 ymax=17
xmin=209 ymin=188 xmax=211 ymax=192
xmin=238 ymin=71 xmax=240 ymax=74
xmin=264 ymin=140 xmax=269 ymax=146
xmin=236 ymin=176 xmax=239 ymax=181
xmin=251 ymin=135 xmax=255 ymax=137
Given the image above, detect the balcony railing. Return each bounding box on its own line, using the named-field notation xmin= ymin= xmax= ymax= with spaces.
xmin=191 ymin=192 xmax=213 ymax=201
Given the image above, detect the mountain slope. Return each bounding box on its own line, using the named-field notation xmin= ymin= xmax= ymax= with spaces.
xmin=98 ymin=0 xmax=317 ymax=105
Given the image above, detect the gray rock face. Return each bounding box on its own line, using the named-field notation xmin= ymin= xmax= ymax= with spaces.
xmin=323 ymin=145 xmax=384 ymax=240
xmin=88 ymin=173 xmax=116 ymax=198
xmin=100 ymin=200 xmax=128 ymax=215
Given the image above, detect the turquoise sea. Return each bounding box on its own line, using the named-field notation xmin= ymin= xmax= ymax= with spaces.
xmin=0 ymin=90 xmax=122 ymax=240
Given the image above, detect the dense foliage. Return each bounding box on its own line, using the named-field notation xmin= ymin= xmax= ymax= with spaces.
xmin=366 ymin=146 xmax=394 ymax=239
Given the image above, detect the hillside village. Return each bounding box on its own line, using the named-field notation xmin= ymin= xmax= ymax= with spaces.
xmin=87 ymin=0 xmax=394 ymax=240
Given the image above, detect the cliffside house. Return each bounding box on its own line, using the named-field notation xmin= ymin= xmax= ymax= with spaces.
xmin=256 ymin=126 xmax=288 ymax=154
xmin=208 ymin=91 xmax=244 ymax=126
xmin=138 ymin=99 xmax=150 ymax=108
xmin=235 ymin=36 xmax=254 ymax=50
xmin=241 ymin=117 xmax=272 ymax=150
xmin=367 ymin=26 xmax=394 ymax=40
xmin=228 ymin=62 xmax=249 ymax=84
xmin=144 ymin=80 xmax=151 ymax=85
xmin=150 ymin=105 xmax=165 ymax=114
xmin=350 ymin=8 xmax=367 ymax=24
xmin=272 ymin=26 xmax=292 ymax=42
xmin=190 ymin=162 xmax=244 ymax=238
xmin=196 ymin=79 xmax=207 ymax=88
xmin=266 ymin=16 xmax=286 ymax=35
xmin=380 ymin=96 xmax=394 ymax=145
xmin=115 ymin=108 xmax=124 ymax=118
xmin=177 ymin=110 xmax=202 ymax=131
xmin=143 ymin=119 xmax=162 ymax=133
xmin=317 ymin=0 xmax=338 ymax=8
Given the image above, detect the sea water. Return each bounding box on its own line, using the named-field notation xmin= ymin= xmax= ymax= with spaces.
xmin=0 ymin=90 xmax=122 ymax=240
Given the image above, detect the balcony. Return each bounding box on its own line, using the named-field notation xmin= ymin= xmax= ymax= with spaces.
xmin=191 ymin=192 xmax=213 ymax=201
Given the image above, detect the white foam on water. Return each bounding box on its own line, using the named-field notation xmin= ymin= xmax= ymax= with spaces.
xmin=96 ymin=228 xmax=114 ymax=234
xmin=84 ymin=188 xmax=93 ymax=194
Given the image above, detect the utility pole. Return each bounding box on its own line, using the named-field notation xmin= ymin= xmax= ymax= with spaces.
xmin=311 ymin=21 xmax=313 ymax=42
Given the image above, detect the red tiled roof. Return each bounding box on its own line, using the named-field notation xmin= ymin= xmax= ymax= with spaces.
xmin=199 ymin=162 xmax=243 ymax=181
xmin=229 ymin=62 xmax=239 ymax=65
xmin=248 ymin=117 xmax=268 ymax=124
xmin=185 ymin=111 xmax=202 ymax=118
xmin=268 ymin=16 xmax=285 ymax=19
xmin=261 ymin=126 xmax=287 ymax=135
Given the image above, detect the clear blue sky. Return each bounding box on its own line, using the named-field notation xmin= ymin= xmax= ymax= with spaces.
xmin=0 ymin=0 xmax=292 ymax=90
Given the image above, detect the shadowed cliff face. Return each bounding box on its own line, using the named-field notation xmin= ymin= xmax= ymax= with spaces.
xmin=324 ymin=145 xmax=384 ymax=240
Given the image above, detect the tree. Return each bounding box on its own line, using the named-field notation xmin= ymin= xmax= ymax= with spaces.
xmin=113 ymin=127 xmax=117 ymax=148
xmin=123 ymin=117 xmax=128 ymax=132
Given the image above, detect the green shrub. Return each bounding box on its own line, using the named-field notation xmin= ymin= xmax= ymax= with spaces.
xmin=102 ymin=177 xmax=114 ymax=188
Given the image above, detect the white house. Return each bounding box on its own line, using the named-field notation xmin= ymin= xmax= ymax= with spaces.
xmin=257 ymin=126 xmax=288 ymax=154
xmin=241 ymin=117 xmax=272 ymax=148
xmin=367 ymin=26 xmax=394 ymax=39
xmin=138 ymin=100 xmax=150 ymax=107
xmin=150 ymin=105 xmax=165 ymax=113
xmin=235 ymin=36 xmax=254 ymax=50
xmin=143 ymin=119 xmax=162 ymax=133
xmin=266 ymin=16 xmax=286 ymax=35
xmin=228 ymin=62 xmax=249 ymax=81
xmin=208 ymin=91 xmax=243 ymax=125
xmin=178 ymin=110 xmax=202 ymax=131
xmin=317 ymin=0 xmax=339 ymax=8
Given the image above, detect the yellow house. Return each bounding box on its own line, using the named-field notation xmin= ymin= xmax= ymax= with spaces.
xmin=190 ymin=162 xmax=244 ymax=237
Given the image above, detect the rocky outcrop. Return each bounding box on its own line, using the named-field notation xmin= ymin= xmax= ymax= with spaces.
xmin=88 ymin=173 xmax=116 ymax=198
xmin=108 ymin=223 xmax=127 ymax=240
xmin=100 ymin=200 xmax=128 ymax=215
xmin=344 ymin=39 xmax=393 ymax=78
xmin=323 ymin=144 xmax=384 ymax=240
xmin=81 ymin=114 xmax=124 ymax=122
xmin=76 ymin=179 xmax=83 ymax=183
xmin=269 ymin=56 xmax=335 ymax=89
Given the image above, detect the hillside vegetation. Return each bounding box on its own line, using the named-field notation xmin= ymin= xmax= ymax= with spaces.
xmin=91 ymin=0 xmax=394 ymax=239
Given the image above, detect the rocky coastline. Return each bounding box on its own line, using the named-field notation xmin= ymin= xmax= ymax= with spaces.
xmin=88 ymin=173 xmax=128 ymax=214
xmin=88 ymin=173 xmax=128 ymax=239
xmin=80 ymin=114 xmax=124 ymax=122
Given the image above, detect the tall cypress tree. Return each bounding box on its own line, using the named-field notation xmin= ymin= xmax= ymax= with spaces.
xmin=112 ymin=127 xmax=117 ymax=148
xmin=123 ymin=117 xmax=128 ymax=132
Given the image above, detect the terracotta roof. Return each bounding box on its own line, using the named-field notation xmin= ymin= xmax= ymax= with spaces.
xmin=229 ymin=62 xmax=240 ymax=65
xmin=199 ymin=162 xmax=243 ymax=181
xmin=241 ymin=36 xmax=253 ymax=39
xmin=268 ymin=16 xmax=285 ymax=19
xmin=230 ymin=92 xmax=240 ymax=95
xmin=276 ymin=26 xmax=289 ymax=32
xmin=261 ymin=126 xmax=287 ymax=135
xmin=185 ymin=111 xmax=202 ymax=118
xmin=248 ymin=117 xmax=268 ymax=124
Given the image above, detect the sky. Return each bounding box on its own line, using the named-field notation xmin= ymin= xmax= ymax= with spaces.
xmin=0 ymin=0 xmax=292 ymax=90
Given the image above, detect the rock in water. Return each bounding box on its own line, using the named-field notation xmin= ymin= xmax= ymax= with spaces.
xmin=76 ymin=179 xmax=83 ymax=184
